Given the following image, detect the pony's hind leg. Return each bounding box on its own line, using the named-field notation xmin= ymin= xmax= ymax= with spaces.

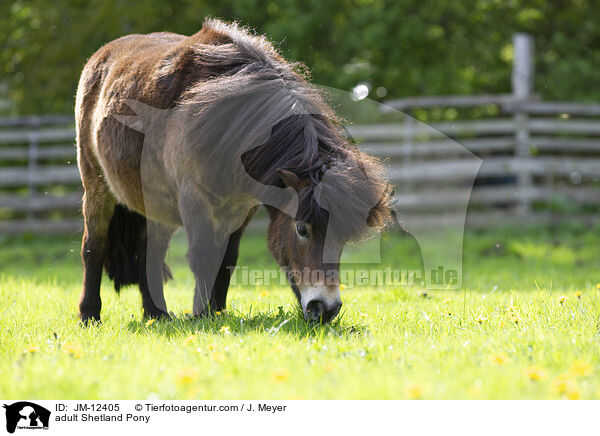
xmin=138 ymin=221 xmax=175 ymax=319
xmin=79 ymin=182 xmax=116 ymax=324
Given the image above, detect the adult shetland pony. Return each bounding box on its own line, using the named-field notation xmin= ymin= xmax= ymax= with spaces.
xmin=76 ymin=18 xmax=391 ymax=324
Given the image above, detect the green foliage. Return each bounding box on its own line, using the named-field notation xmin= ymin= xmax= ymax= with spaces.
xmin=1 ymin=0 xmax=599 ymax=114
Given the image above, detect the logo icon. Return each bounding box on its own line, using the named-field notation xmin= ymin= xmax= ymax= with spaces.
xmin=3 ymin=402 xmax=50 ymax=433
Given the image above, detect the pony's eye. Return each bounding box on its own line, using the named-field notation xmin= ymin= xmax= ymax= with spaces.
xmin=295 ymin=222 xmax=310 ymax=239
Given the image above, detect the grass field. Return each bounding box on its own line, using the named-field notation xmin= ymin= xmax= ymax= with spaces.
xmin=1 ymin=223 xmax=600 ymax=399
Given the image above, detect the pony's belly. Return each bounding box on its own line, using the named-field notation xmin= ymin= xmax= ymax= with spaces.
xmin=92 ymin=112 xmax=178 ymax=224
xmin=97 ymin=157 xmax=181 ymax=226
xmin=98 ymin=163 xmax=144 ymax=212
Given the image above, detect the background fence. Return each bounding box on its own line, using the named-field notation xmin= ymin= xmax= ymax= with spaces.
xmin=1 ymin=34 xmax=599 ymax=234
xmin=349 ymin=98 xmax=600 ymax=227
xmin=0 ymin=115 xmax=80 ymax=233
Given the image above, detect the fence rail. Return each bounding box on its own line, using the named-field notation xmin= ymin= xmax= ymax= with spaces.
xmin=0 ymin=115 xmax=81 ymax=233
xmin=349 ymin=97 xmax=600 ymax=224
xmin=1 ymin=98 xmax=599 ymax=233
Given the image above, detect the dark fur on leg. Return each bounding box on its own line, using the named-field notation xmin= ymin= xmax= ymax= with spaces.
xmin=208 ymin=228 xmax=244 ymax=312
xmin=103 ymin=205 xmax=173 ymax=319
xmin=103 ymin=204 xmax=172 ymax=291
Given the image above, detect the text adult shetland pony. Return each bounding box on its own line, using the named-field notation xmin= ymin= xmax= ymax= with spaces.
xmin=76 ymin=19 xmax=391 ymax=325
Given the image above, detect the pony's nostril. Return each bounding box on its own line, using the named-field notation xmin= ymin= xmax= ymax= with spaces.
xmin=306 ymin=300 xmax=325 ymax=321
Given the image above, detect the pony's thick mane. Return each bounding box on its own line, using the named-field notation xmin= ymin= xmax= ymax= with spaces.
xmin=178 ymin=19 xmax=392 ymax=239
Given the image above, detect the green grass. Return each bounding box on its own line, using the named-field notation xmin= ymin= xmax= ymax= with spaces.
xmin=1 ymin=224 xmax=600 ymax=399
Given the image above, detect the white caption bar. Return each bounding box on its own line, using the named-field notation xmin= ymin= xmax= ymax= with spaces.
xmin=0 ymin=400 xmax=595 ymax=436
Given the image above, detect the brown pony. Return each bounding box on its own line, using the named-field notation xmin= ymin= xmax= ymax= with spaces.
xmin=75 ymin=18 xmax=391 ymax=325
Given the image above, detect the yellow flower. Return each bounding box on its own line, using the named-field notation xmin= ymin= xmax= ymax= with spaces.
xmin=550 ymin=374 xmax=582 ymax=400
xmin=506 ymin=305 xmax=517 ymax=312
xmin=273 ymin=369 xmax=290 ymax=382
xmin=175 ymin=367 xmax=198 ymax=385
xmin=359 ymin=313 xmax=368 ymax=318
xmin=550 ymin=374 xmax=576 ymax=395
xmin=475 ymin=316 xmax=488 ymax=324
xmin=574 ymin=290 xmax=582 ymax=299
xmin=558 ymin=295 xmax=567 ymax=305
xmin=596 ymin=283 xmax=600 ymax=290
xmin=566 ymin=387 xmax=581 ymax=400
xmin=442 ymin=298 xmax=451 ymax=304
xmin=490 ymin=353 xmax=510 ymax=366
xmin=522 ymin=366 xmax=546 ymax=381
xmin=145 ymin=319 xmax=156 ymax=327
xmin=405 ymin=383 xmax=424 ymax=399
xmin=259 ymin=290 xmax=269 ymax=297
xmin=339 ymin=284 xmax=346 ymax=291
xmin=323 ymin=363 xmax=334 ymax=373
xmin=184 ymin=335 xmax=196 ymax=345
xmin=206 ymin=343 xmax=217 ymax=351
xmin=22 ymin=346 xmax=40 ymax=354
xmin=62 ymin=341 xmax=83 ymax=358
xmin=218 ymin=326 xmax=231 ymax=334
xmin=569 ymin=360 xmax=593 ymax=377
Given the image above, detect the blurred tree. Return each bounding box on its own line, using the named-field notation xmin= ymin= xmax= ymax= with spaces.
xmin=0 ymin=0 xmax=599 ymax=114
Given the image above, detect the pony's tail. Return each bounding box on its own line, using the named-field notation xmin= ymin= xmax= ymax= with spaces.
xmin=103 ymin=204 xmax=172 ymax=292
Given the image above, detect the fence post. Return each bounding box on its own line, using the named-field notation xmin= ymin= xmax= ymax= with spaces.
xmin=512 ymin=33 xmax=534 ymax=215
xmin=27 ymin=118 xmax=40 ymax=225
xmin=402 ymin=111 xmax=414 ymax=193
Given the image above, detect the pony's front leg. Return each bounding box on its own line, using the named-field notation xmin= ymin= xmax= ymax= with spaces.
xmin=179 ymin=197 xmax=230 ymax=316
xmin=139 ymin=221 xmax=175 ymax=319
xmin=187 ymin=231 xmax=229 ymax=316
xmin=209 ymin=207 xmax=257 ymax=311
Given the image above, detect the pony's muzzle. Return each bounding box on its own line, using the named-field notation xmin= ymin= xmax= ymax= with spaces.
xmin=305 ymin=298 xmax=342 ymax=323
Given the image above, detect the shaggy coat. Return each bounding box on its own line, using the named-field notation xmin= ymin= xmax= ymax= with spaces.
xmin=76 ymin=19 xmax=391 ymax=324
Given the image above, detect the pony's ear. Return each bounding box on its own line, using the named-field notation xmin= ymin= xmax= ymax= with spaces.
xmin=277 ymin=169 xmax=310 ymax=191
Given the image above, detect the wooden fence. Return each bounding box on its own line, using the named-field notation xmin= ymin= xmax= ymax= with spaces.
xmin=1 ymin=34 xmax=599 ymax=233
xmin=1 ymin=99 xmax=599 ymax=234
xmin=348 ymin=99 xmax=600 ymax=227
xmin=0 ymin=115 xmax=81 ymax=233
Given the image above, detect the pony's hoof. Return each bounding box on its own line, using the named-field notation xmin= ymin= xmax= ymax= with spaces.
xmin=143 ymin=309 xmax=171 ymax=320
xmin=193 ymin=307 xmax=224 ymax=319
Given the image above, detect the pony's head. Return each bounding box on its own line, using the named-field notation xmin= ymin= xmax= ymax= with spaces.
xmin=245 ymin=114 xmax=392 ymax=323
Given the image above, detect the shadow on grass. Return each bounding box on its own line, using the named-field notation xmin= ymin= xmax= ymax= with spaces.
xmin=125 ymin=306 xmax=365 ymax=339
